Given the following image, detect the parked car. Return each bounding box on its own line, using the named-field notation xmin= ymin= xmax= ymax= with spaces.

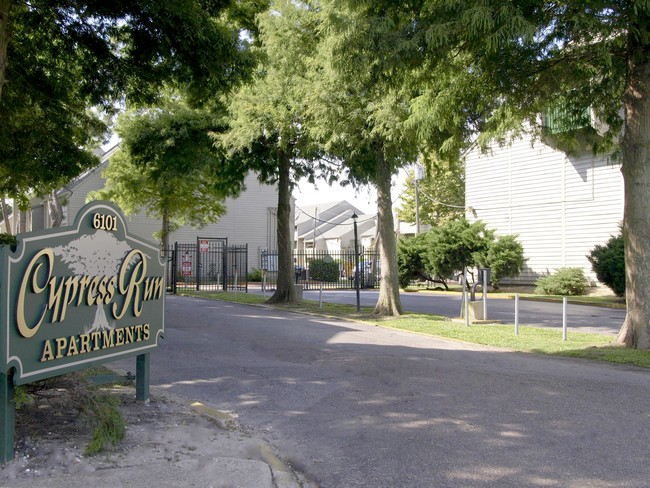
xmin=353 ymin=260 xmax=380 ymax=287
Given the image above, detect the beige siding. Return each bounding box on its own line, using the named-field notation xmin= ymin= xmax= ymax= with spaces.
xmin=42 ymin=157 xmax=281 ymax=272
xmin=466 ymin=132 xmax=623 ymax=284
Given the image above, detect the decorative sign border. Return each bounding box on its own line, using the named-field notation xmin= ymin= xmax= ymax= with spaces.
xmin=1 ymin=201 xmax=165 ymax=385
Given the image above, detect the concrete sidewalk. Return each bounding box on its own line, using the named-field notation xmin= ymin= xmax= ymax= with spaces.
xmin=0 ymin=386 xmax=306 ymax=488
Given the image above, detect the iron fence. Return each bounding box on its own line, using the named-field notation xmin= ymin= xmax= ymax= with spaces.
xmin=260 ymin=248 xmax=380 ymax=291
xmin=166 ymin=240 xmax=248 ymax=293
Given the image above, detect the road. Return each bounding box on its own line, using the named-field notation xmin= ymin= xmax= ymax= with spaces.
xmin=290 ymin=289 xmax=625 ymax=336
xmin=116 ymin=295 xmax=648 ymax=488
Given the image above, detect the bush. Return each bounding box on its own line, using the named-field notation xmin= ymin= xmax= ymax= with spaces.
xmin=476 ymin=235 xmax=526 ymax=288
xmin=248 ymin=267 xmax=263 ymax=282
xmin=587 ymin=233 xmax=625 ymax=297
xmin=309 ymin=258 xmax=339 ymax=282
xmin=423 ymin=218 xmax=493 ymax=282
xmin=397 ymin=233 xmax=430 ymax=288
xmin=535 ymin=267 xmax=589 ymax=296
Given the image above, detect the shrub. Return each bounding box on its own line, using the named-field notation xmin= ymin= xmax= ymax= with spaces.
xmin=423 ymin=218 xmax=493 ymax=282
xmin=397 ymin=233 xmax=430 ymax=288
xmin=476 ymin=235 xmax=526 ymax=288
xmin=309 ymin=258 xmax=339 ymax=282
xmin=248 ymin=267 xmax=263 ymax=282
xmin=587 ymin=233 xmax=625 ymax=297
xmin=535 ymin=267 xmax=589 ymax=296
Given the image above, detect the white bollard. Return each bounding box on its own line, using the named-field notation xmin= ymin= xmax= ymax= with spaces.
xmin=515 ymin=294 xmax=519 ymax=335
xmin=482 ymin=269 xmax=488 ymax=320
xmin=463 ymin=268 xmax=469 ymax=327
xmin=562 ymin=296 xmax=568 ymax=341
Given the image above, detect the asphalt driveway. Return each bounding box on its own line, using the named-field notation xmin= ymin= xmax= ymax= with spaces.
xmin=114 ymin=295 xmax=647 ymax=487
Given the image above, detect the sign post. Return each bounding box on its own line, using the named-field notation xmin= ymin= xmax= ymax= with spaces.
xmin=0 ymin=201 xmax=165 ymax=462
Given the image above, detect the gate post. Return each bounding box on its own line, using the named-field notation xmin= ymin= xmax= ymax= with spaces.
xmin=196 ymin=237 xmax=201 ymax=291
xmin=172 ymin=242 xmax=178 ymax=295
xmin=135 ymin=354 xmax=150 ymax=403
xmin=1 ymin=370 xmax=15 ymax=463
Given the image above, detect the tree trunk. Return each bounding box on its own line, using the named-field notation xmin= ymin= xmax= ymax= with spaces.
xmin=618 ymin=17 xmax=650 ymax=349
xmin=267 ymin=152 xmax=297 ymax=304
xmin=161 ymin=207 xmax=170 ymax=257
xmin=48 ymin=190 xmax=63 ymax=228
xmin=1 ymin=197 xmax=11 ymax=234
xmin=0 ymin=0 xmax=10 ymax=101
xmin=373 ymin=153 xmax=402 ymax=316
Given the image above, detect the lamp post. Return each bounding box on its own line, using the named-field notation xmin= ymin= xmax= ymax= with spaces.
xmin=352 ymin=212 xmax=360 ymax=312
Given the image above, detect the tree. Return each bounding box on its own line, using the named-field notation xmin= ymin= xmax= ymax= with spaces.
xmin=309 ymin=2 xmax=432 ymax=315
xmin=0 ymin=1 xmax=256 ymax=204
xmin=338 ymin=1 xmax=650 ymax=348
xmin=219 ymin=0 xmax=326 ymax=304
xmin=89 ymin=98 xmax=248 ymax=252
xmin=397 ymin=158 xmax=465 ymax=227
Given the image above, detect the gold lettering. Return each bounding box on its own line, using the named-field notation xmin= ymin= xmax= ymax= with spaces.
xmin=55 ymin=337 xmax=67 ymax=359
xmin=112 ymin=250 xmax=147 ymax=320
xmin=125 ymin=326 xmax=134 ymax=344
xmin=115 ymin=328 xmax=124 ymax=346
xmin=79 ymin=333 xmax=91 ymax=354
xmin=91 ymin=331 xmax=101 ymax=351
xmin=87 ymin=277 xmax=100 ymax=306
xmin=40 ymin=340 xmax=54 ymax=362
xmin=66 ymin=336 xmax=79 ymax=356
xmin=77 ymin=275 xmax=92 ymax=306
xmin=143 ymin=323 xmax=150 ymax=340
xmin=102 ymin=329 xmax=115 ymax=348
xmin=60 ymin=276 xmax=80 ymax=322
xmin=104 ymin=276 xmax=117 ymax=304
xmin=16 ymin=249 xmax=53 ymax=338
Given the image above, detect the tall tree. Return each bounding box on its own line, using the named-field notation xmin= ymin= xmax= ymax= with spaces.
xmin=309 ymin=3 xmax=428 ymax=315
xmin=0 ymin=1 xmax=256 ymax=204
xmin=339 ymin=0 xmax=650 ymax=348
xmin=90 ymin=98 xmax=248 ymax=252
xmin=219 ymin=0 xmax=326 ymax=304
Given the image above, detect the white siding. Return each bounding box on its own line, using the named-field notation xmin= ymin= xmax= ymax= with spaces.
xmin=50 ymin=160 xmax=281 ymax=272
xmin=466 ymin=132 xmax=623 ymax=284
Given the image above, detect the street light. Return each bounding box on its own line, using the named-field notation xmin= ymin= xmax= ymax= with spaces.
xmin=352 ymin=212 xmax=360 ymax=312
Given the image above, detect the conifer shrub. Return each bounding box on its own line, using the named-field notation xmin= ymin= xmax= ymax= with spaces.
xmin=587 ymin=233 xmax=625 ymax=297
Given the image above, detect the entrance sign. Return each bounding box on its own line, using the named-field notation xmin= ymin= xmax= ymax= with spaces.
xmin=0 ymin=202 xmax=165 ymax=462
xmin=1 ymin=201 xmax=166 ymax=462
xmin=1 ymin=201 xmax=165 ymax=385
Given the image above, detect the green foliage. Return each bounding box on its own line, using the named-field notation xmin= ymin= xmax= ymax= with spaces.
xmin=535 ymin=268 xmax=589 ymax=296
xmin=476 ymin=235 xmax=526 ymax=288
xmin=397 ymin=233 xmax=431 ymax=288
xmin=0 ymin=233 xmax=16 ymax=246
xmin=90 ymin=95 xmax=247 ymax=248
xmin=588 ymin=233 xmax=625 ymax=297
xmin=308 ymin=258 xmax=339 ymax=283
xmin=84 ymin=392 xmax=126 ymax=456
xmin=397 ymin=158 xmax=465 ymax=227
xmin=398 ymin=221 xmax=525 ymax=288
xmin=423 ymin=218 xmax=493 ymax=282
xmin=16 ymin=372 xmax=126 ymax=455
xmin=248 ymin=268 xmax=264 ymax=282
xmin=14 ymin=385 xmax=30 ymax=410
xmin=1 ymin=1 xmax=258 ymax=202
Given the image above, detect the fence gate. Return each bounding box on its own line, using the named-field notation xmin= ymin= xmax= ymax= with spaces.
xmin=168 ymin=238 xmax=248 ymax=293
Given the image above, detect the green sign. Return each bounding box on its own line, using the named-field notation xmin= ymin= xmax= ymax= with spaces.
xmin=1 ymin=201 xmax=165 ymax=385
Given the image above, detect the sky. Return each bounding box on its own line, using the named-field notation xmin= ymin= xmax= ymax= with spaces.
xmin=293 ymin=169 xmax=410 ymax=216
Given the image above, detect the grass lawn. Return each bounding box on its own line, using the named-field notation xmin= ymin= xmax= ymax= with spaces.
xmin=179 ymin=290 xmax=650 ymax=369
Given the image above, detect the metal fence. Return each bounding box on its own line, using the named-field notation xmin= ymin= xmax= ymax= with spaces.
xmin=167 ymin=239 xmax=248 ymax=293
xmin=261 ymin=248 xmax=380 ymax=291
